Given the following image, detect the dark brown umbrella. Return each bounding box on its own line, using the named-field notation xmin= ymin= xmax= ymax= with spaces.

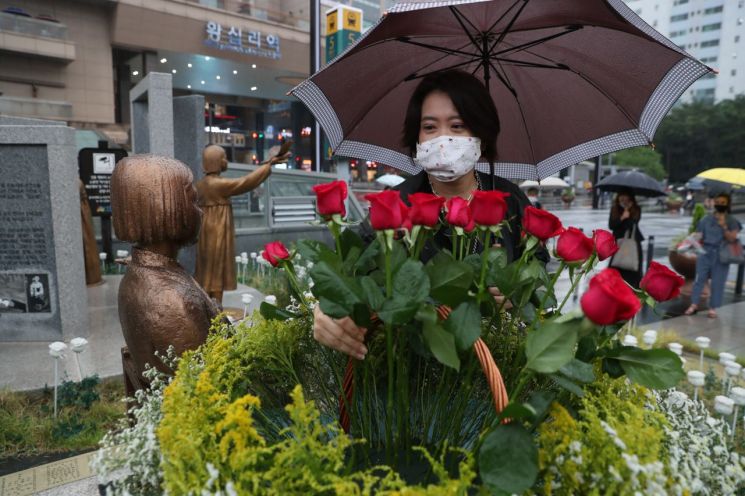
xmin=291 ymin=0 xmax=712 ymax=180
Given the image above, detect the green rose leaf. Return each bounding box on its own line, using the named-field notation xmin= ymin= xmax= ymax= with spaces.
xmin=318 ymin=297 xmax=352 ymax=320
xmin=421 ymin=320 xmax=460 ymax=371
xmin=295 ymin=239 xmax=339 ymax=268
xmin=549 ymin=374 xmax=585 ymax=397
xmin=443 ymin=301 xmax=482 ymax=351
xmin=602 ymin=357 xmax=625 ymax=379
xmin=309 ymin=261 xmax=363 ymax=316
xmin=479 ymin=423 xmax=539 ymax=494
xmin=259 ymin=302 xmax=299 ymax=321
xmin=559 ymin=358 xmax=595 ymax=384
xmin=339 ymin=228 xmax=364 ymax=257
xmin=377 ymin=298 xmax=420 ymax=325
xmin=393 ymin=259 xmax=430 ymax=304
xmin=525 ymin=321 xmax=579 ymax=374
xmin=609 ymin=347 xmax=685 ymax=389
xmin=359 ymin=276 xmax=385 ymax=311
xmin=497 ymin=402 xmax=537 ymax=423
xmin=426 ymin=256 xmax=474 ymax=306
xmin=352 ymin=238 xmax=380 ymax=275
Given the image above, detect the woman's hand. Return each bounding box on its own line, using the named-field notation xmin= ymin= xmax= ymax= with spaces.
xmin=620 ymin=209 xmax=630 ymax=221
xmin=312 ymin=305 xmax=368 ymax=360
xmin=725 ymin=229 xmax=741 ymax=243
xmin=488 ymin=287 xmax=513 ymax=310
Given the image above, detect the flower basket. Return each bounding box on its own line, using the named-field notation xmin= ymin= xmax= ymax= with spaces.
xmin=93 ymin=179 xmax=706 ymax=495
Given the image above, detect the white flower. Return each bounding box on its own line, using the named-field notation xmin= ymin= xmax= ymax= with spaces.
xmin=264 ymin=295 xmax=277 ymax=305
xmin=48 ymin=341 xmax=67 ymax=358
xmin=241 ymin=293 xmax=253 ymax=305
xmin=70 ymin=337 xmax=88 ymax=353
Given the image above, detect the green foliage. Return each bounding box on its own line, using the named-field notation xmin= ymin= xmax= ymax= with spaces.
xmin=655 ymin=95 xmax=745 ymax=182
xmin=479 ymin=423 xmax=538 ymax=494
xmin=690 ymin=203 xmax=706 ymax=234
xmin=537 ymin=376 xmax=671 ymax=495
xmin=56 ymin=375 xmax=100 ymax=410
xmin=157 ymin=320 xmax=479 ymax=495
xmin=612 ymin=146 xmax=666 ymax=180
xmin=0 ymin=378 xmax=124 ymax=459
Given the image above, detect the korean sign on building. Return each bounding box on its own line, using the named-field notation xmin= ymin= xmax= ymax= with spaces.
xmin=204 ymin=21 xmax=281 ymax=60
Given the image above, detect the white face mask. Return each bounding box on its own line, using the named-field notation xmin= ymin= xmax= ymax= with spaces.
xmin=414 ymin=135 xmax=482 ymax=182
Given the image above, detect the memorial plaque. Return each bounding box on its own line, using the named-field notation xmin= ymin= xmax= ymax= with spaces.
xmin=0 ymin=124 xmax=87 ymax=342
xmin=0 ymin=145 xmax=61 ymax=337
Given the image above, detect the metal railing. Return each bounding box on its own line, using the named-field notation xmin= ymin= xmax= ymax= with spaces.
xmin=0 ymin=12 xmax=67 ymax=40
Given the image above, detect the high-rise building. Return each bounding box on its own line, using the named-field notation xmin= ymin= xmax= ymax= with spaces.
xmin=624 ymin=0 xmax=745 ymax=103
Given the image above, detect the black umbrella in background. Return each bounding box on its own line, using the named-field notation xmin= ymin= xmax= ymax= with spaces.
xmin=595 ymin=170 xmax=666 ymax=197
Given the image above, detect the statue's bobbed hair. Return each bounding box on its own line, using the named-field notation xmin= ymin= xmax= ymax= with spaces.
xmin=111 ymin=154 xmax=201 ymax=246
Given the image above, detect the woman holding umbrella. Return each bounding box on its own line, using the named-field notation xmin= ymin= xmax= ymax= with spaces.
xmin=313 ymin=70 xmax=543 ymax=359
xmin=608 ymin=191 xmax=644 ymax=288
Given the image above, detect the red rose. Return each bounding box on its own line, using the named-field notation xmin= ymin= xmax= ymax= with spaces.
xmin=470 ymin=190 xmax=510 ymax=227
xmin=580 ymin=268 xmax=641 ymax=325
xmin=262 ymin=241 xmax=290 ymax=267
xmin=640 ymin=262 xmax=685 ymax=302
xmin=445 ymin=197 xmax=473 ymax=229
xmin=365 ymin=190 xmax=407 ymax=230
xmin=593 ymin=229 xmax=619 ymax=261
xmin=312 ymin=180 xmax=347 ymax=217
xmin=408 ymin=193 xmax=445 ymax=227
xmin=556 ymin=227 xmax=594 ymax=263
xmin=523 ymin=206 xmax=563 ymax=240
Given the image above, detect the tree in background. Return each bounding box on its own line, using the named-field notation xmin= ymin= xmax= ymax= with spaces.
xmin=611 ymin=146 xmax=666 ymax=180
xmin=654 ymin=96 xmax=745 ymax=182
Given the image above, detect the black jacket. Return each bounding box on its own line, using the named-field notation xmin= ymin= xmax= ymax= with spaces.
xmin=395 ymin=171 xmax=549 ymax=264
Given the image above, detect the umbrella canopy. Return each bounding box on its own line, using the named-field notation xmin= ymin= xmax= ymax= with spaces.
xmin=519 ymin=177 xmax=569 ymax=189
xmin=696 ymin=168 xmax=745 ymax=188
xmin=595 ymin=170 xmax=666 ymax=197
xmin=376 ymin=173 xmax=406 ymax=187
xmin=291 ymin=0 xmax=711 ymax=180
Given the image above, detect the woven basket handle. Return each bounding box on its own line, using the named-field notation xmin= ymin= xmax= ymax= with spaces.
xmin=436 ymin=305 xmax=508 ymax=414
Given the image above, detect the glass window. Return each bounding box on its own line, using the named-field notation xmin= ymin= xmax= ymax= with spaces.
xmin=703 ymin=6 xmax=723 ymax=14
xmin=670 ymin=13 xmax=689 ymax=21
xmin=700 ymin=39 xmax=720 ymax=48
xmin=702 ymin=23 xmax=721 ymax=32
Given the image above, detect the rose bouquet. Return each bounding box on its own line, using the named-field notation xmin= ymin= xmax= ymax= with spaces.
xmin=254 ymin=179 xmax=686 ymax=493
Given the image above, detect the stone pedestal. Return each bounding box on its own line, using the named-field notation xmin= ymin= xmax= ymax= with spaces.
xmin=0 ymin=120 xmax=88 ymax=341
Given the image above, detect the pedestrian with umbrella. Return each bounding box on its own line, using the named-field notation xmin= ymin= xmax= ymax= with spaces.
xmin=596 ymin=170 xmax=666 ymax=287
xmin=684 ymin=192 xmax=742 ymax=318
xmin=608 ymin=189 xmax=644 ymax=287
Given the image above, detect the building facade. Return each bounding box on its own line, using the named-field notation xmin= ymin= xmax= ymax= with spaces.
xmin=624 ymin=0 xmax=745 ymax=103
xmin=0 ymin=0 xmax=393 ymax=166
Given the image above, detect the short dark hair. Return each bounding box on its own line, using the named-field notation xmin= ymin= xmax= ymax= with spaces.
xmin=715 ymin=192 xmax=732 ymax=213
xmin=402 ymin=70 xmax=500 ymax=164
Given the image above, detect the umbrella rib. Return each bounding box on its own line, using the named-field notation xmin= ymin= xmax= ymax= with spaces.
xmin=515 ymin=46 xmax=642 ymax=132
xmin=449 ymin=6 xmax=481 ymax=39
xmin=489 ymin=58 xmax=537 ymax=165
xmin=488 ymin=0 xmax=530 ymax=54
xmin=493 ymin=58 xmax=569 ymax=70
xmin=487 ymin=59 xmax=517 ymax=96
xmin=406 ymin=58 xmax=481 ymax=81
xmin=491 ymin=26 xmax=583 ymax=58
xmin=485 ymin=0 xmax=523 ymax=38
xmin=407 ymin=39 xmax=482 ymax=78
xmin=449 ymin=6 xmax=483 ymax=52
xmin=396 ymin=37 xmax=479 ymax=58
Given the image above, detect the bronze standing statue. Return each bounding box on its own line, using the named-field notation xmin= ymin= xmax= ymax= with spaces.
xmin=111 ymin=155 xmax=219 ymax=388
xmin=194 ymin=145 xmax=289 ymax=303
xmin=79 ymin=179 xmax=102 ymax=285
